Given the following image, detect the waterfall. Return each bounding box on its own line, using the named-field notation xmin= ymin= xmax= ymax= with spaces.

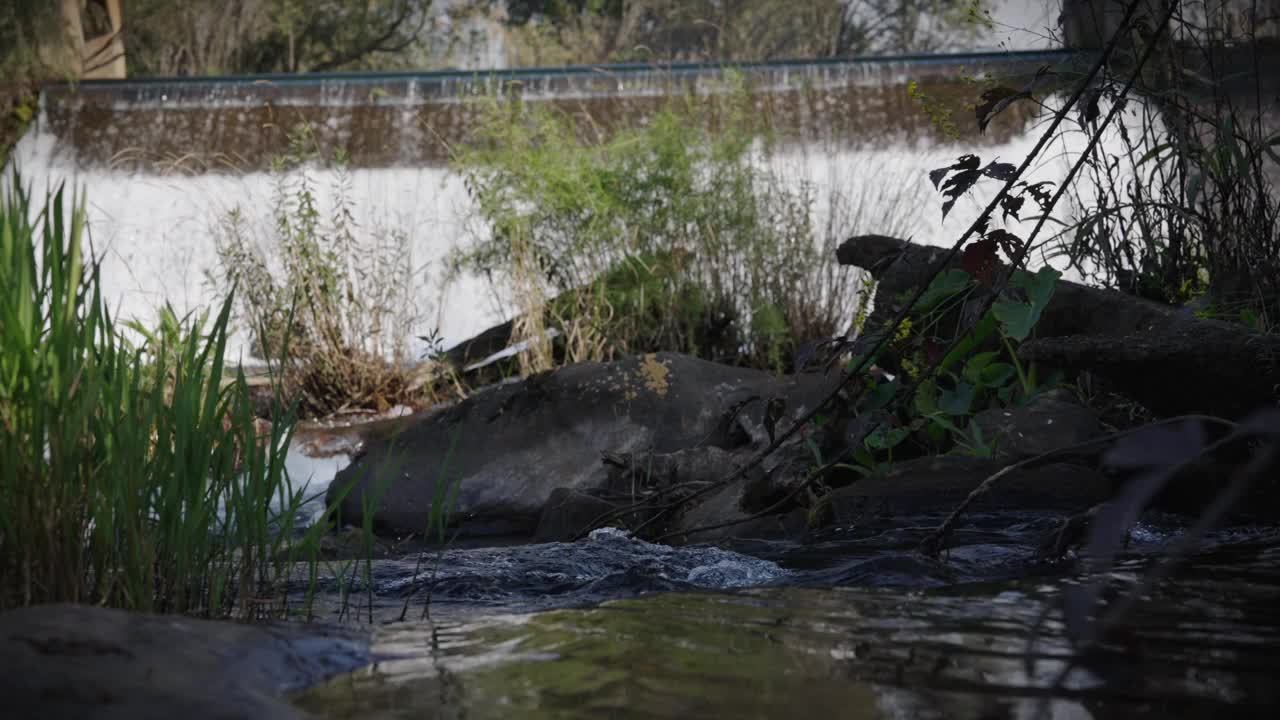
xmin=6 ymin=50 xmax=1095 ymax=359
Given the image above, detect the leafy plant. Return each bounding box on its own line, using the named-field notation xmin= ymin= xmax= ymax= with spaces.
xmin=211 ymin=122 xmax=438 ymax=416
xmin=450 ymin=88 xmax=884 ymax=373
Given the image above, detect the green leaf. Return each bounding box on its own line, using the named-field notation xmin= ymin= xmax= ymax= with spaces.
xmin=979 ymin=362 xmax=1017 ymax=388
xmin=1012 ymin=266 xmax=1060 ymax=310
xmin=997 ymin=383 xmax=1015 ymax=404
xmin=939 ymin=382 xmax=975 ymax=416
xmin=928 ymin=412 xmax=963 ymax=434
xmin=861 ymin=378 xmax=898 ymax=411
xmin=940 ymin=310 xmax=996 ymax=374
xmin=1135 ymin=142 xmax=1173 ymax=167
xmin=916 ymin=269 xmax=973 ymax=313
xmin=925 ymin=421 xmax=947 ymax=445
xmin=853 ymin=447 xmax=876 ymax=468
xmin=834 ymin=463 xmax=874 ymax=477
xmin=844 ymin=352 xmax=869 ymax=374
xmin=993 ymin=299 xmax=1037 ymax=341
xmin=1187 ymin=172 xmax=1204 ymax=205
xmin=915 ymin=378 xmax=939 ymax=416
xmin=962 ymin=351 xmax=1001 ymax=385
xmin=865 ymin=425 xmax=910 ymax=450
xmin=994 ymin=267 xmax=1058 ymax=341
xmin=805 ymin=437 xmax=824 ymax=465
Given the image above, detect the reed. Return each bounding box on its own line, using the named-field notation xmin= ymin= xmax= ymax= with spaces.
xmin=0 ymin=172 xmax=324 ymax=617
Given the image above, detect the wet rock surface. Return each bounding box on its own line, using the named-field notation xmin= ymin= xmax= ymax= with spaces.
xmin=325 ymin=349 xmax=1139 ymax=549
xmin=327 ymin=352 xmax=838 ymax=539
xmin=821 ymin=455 xmax=1112 ymax=523
xmin=0 ymin=605 xmax=370 ymax=720
xmin=971 ymin=390 xmax=1102 ymax=462
xmin=837 ymin=234 xmax=1280 ymax=419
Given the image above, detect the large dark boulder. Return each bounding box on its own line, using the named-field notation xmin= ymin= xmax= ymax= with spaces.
xmin=837 ymin=234 xmax=1280 ymax=418
xmin=0 ymin=605 xmax=369 ymax=720
xmin=326 ymin=352 xmax=839 ymax=539
xmin=822 ymin=455 xmax=1114 ymax=526
xmin=971 ymin=391 xmax=1102 ymax=463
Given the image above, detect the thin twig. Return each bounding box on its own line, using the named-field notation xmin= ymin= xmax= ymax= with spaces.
xmin=653 ymin=447 xmax=854 ymax=543
xmin=917 ymin=413 xmax=1234 ymax=558
xmin=571 ymin=0 xmax=1149 ymax=543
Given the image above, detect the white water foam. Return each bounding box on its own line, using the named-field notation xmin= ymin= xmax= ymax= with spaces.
xmin=6 ymin=88 xmax=1141 ymax=361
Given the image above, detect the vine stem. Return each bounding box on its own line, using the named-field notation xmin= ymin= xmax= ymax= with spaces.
xmin=571 ymin=0 xmax=1154 ymax=542
xmin=918 ymin=0 xmax=1184 ymax=557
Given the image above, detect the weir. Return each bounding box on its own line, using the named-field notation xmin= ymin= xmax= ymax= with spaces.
xmin=39 ymin=50 xmax=1080 ymax=171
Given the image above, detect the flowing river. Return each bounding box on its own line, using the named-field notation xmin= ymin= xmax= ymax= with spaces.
xmin=8 ymin=16 xmax=1280 ymax=714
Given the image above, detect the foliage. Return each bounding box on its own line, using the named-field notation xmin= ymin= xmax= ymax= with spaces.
xmin=832 ymin=139 xmax=1067 ymax=474
xmin=125 ymin=0 xmax=428 ymax=75
xmin=0 ymin=1 xmax=70 ymax=79
xmin=211 ymin=123 xmax=436 ymax=417
xmin=503 ymin=1 xmax=987 ymax=66
xmin=0 ymin=173 xmax=322 ymax=616
xmin=1045 ymin=8 xmax=1280 ymax=329
xmin=450 ymin=89 xmax=881 ymax=373
xmin=907 ymin=80 xmax=961 ymax=141
xmin=0 ymin=88 xmax=38 ymax=172
xmin=112 ymin=0 xmax=990 ymax=76
xmin=837 ymin=258 xmax=1060 ymax=475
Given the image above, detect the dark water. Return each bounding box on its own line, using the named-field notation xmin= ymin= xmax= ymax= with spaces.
xmin=291 ymin=513 xmax=1280 ymax=717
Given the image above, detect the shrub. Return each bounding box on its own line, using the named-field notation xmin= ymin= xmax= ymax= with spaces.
xmin=211 ymin=123 xmax=439 ymax=416
xmin=450 ymin=87 xmax=896 ymax=373
xmin=0 ymin=173 xmax=322 ymax=617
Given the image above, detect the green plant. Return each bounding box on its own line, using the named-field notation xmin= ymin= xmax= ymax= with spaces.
xmin=910 ymin=262 xmax=1060 ymax=451
xmin=212 ymin=122 xmax=432 ymax=416
xmin=907 ymin=80 xmax=961 ymax=140
xmin=832 ymin=251 xmax=1061 ymax=475
xmin=0 ymin=172 xmax=327 ymax=617
xmin=450 ymin=88 xmax=880 ymax=373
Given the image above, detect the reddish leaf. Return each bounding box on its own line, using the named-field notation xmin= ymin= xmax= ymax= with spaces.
xmin=962 ymin=239 xmax=999 ymax=286
xmin=923 ymin=338 xmax=946 ymax=365
xmin=1080 ymin=86 xmax=1102 ymax=127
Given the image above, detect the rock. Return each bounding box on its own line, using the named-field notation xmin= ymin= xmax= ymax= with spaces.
xmin=837 ymin=234 xmax=1280 ymax=419
xmin=442 ymin=317 xmax=515 ymax=370
xmin=971 ymin=391 xmax=1101 ymax=462
xmin=822 ymin=455 xmax=1113 ymax=528
xmin=1019 ymin=323 xmax=1280 ymax=418
xmin=0 ymin=605 xmax=369 ymax=720
xmin=534 ymin=488 xmax=618 ymax=543
xmin=326 ymin=352 xmax=839 ymax=539
xmin=836 ymin=234 xmax=1177 ymax=343
xmin=668 ymin=480 xmax=810 ymax=544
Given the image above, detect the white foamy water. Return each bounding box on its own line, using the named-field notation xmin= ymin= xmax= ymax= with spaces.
xmin=7 ymin=83 xmax=1140 ymax=361
xmin=9 ymin=124 xmax=494 ymax=359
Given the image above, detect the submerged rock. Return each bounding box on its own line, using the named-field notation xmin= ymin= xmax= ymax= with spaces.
xmin=971 ymin=390 xmax=1102 ymax=462
xmin=326 ymin=352 xmax=837 ymax=539
xmin=0 ymin=605 xmax=370 ymax=720
xmin=822 ymin=455 xmax=1112 ymax=527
